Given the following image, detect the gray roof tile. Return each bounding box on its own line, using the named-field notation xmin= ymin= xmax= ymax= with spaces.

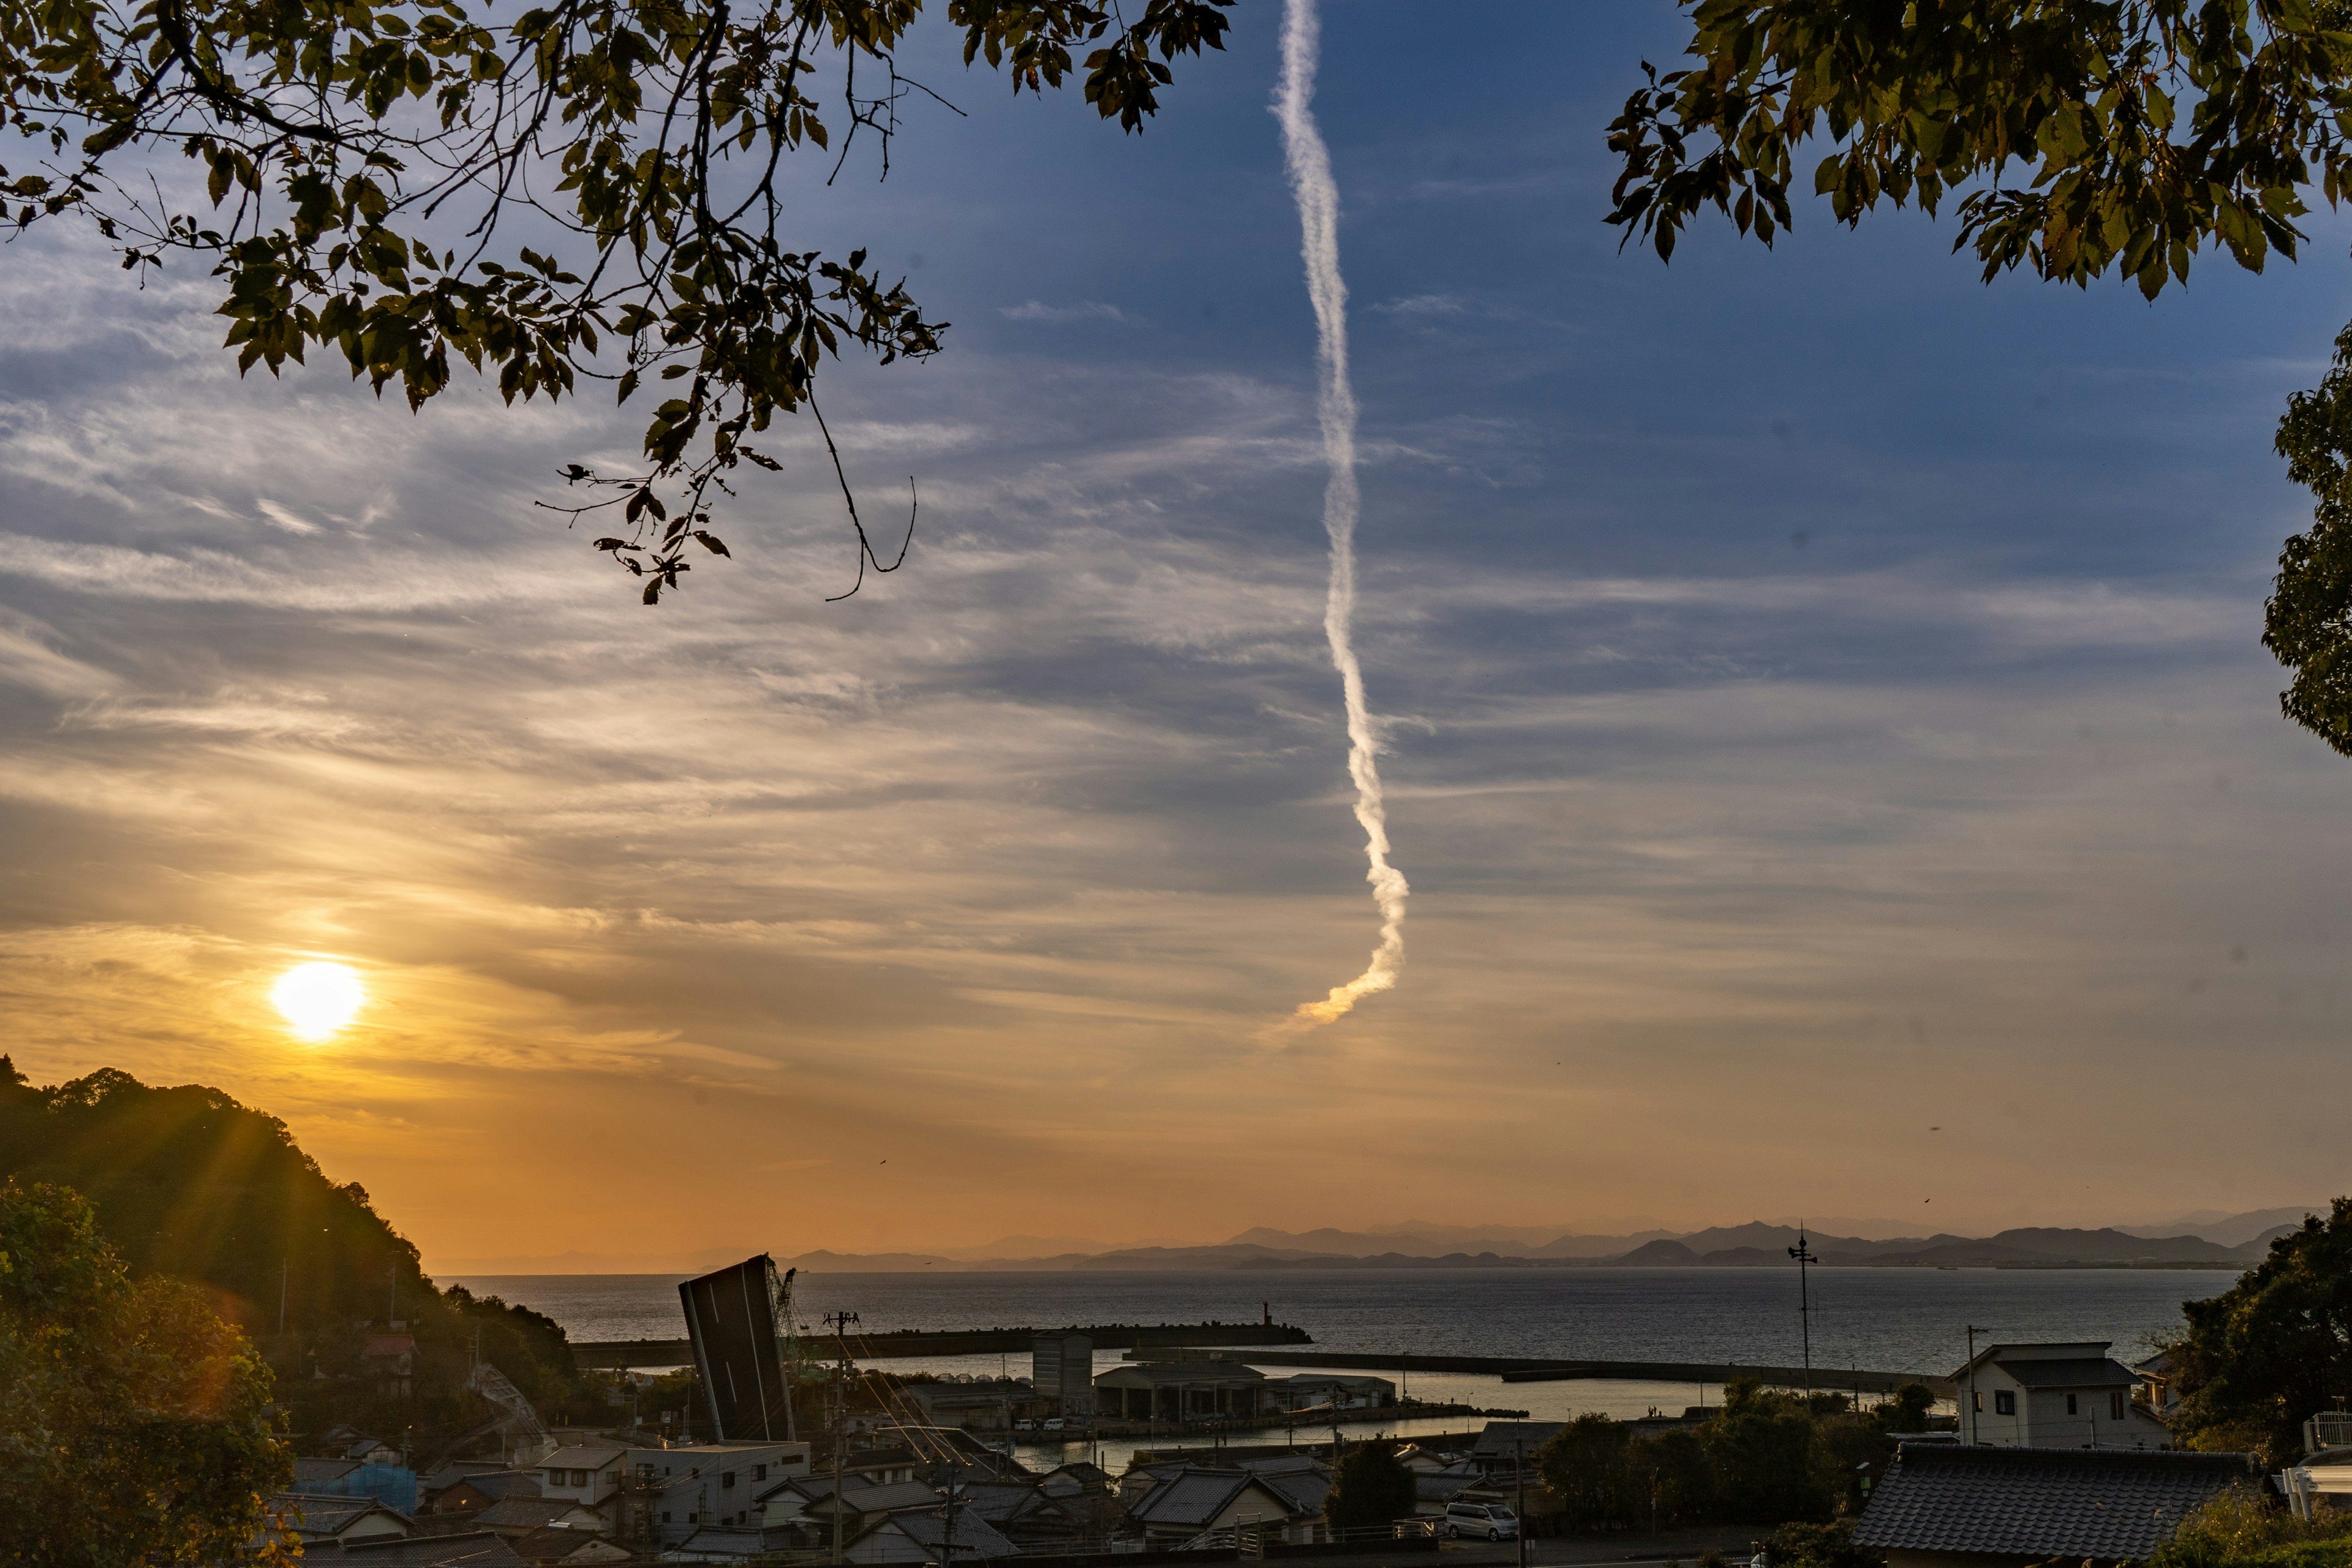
xmin=1852 ymin=1443 xmax=2258 ymax=1561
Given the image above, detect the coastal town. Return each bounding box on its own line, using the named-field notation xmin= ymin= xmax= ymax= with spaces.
xmin=258 ymin=1253 xmax=2348 ymax=1568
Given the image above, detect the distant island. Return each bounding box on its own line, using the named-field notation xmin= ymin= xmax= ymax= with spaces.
xmin=439 ymin=1210 xmax=2320 ymax=1275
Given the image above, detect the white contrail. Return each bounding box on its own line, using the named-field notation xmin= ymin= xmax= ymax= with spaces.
xmin=1267 ymin=0 xmax=1408 ymax=1040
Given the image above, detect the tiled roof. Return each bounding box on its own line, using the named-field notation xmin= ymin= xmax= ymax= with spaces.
xmin=331 ymin=1533 xmax=529 ymax=1568
xmin=1474 ymin=1422 xmax=1566 ymax=1455
xmin=447 ymin=1472 xmax=543 ymax=1502
xmin=270 ymin=1493 xmax=411 ymax=1539
xmin=878 ymin=1504 xmax=1020 ymax=1559
xmin=535 ymin=1445 xmax=625 ymax=1471
xmin=1998 ymin=1357 xmax=2138 ymax=1390
xmin=1127 ymin=1470 xmax=1299 ymax=1528
xmin=1852 ymin=1442 xmax=2258 ymax=1561
xmin=470 ymin=1498 xmax=599 ymax=1531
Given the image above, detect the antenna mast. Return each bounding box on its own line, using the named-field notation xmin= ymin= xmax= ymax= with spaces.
xmin=1787 ymin=1225 xmax=1816 ymax=1403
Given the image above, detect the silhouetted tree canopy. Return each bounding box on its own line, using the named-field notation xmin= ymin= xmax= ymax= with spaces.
xmin=0 ymin=0 xmax=1231 ymax=601
xmin=0 ymin=1058 xmax=586 ymax=1446
xmin=0 ymin=1178 xmax=294 ymax=1566
xmin=1327 ymin=1440 xmax=1418 ymax=1532
xmin=1608 ymin=1 xmax=2352 ymax=756
xmin=2173 ymin=1196 xmax=2352 ymax=1466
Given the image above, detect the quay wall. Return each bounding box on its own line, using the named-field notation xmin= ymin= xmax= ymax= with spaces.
xmin=570 ymin=1319 xmax=1312 ymax=1369
xmin=1133 ymin=1348 xmax=1955 ymax=1398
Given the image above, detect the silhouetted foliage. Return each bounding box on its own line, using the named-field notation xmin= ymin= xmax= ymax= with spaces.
xmin=0 ymin=1058 xmax=588 ymax=1449
xmin=0 ymin=1178 xmax=294 ymax=1566
xmin=1607 ymin=2 xmax=2352 ymax=755
xmin=1535 ymin=1379 xmax=1899 ymax=1532
xmin=2173 ymin=1196 xmax=2352 ymax=1466
xmin=0 ymin=0 xmax=1231 ymax=602
xmin=1767 ymin=1519 xmax=1882 ymax=1568
xmin=2269 ymin=334 xmax=2352 ymax=755
xmin=2149 ymin=1485 xmax=2352 ymax=1568
xmin=1328 ymin=1440 xmax=1418 ymax=1532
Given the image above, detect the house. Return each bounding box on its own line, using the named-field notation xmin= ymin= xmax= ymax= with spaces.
xmin=535 ymin=1443 xmax=627 ymax=1510
xmin=421 ymin=1462 xmax=514 ymax=1509
xmin=331 ymin=1534 xmax=530 ymax=1568
xmin=1095 ymin=1362 xmax=1269 ymax=1422
xmin=1237 ymin=1454 xmax=1334 ymax=1521
xmin=365 ymin=1333 xmax=417 ymax=1399
xmin=845 ymin=1504 xmax=1021 ymax=1563
xmin=320 ymin=1425 xmax=401 ymax=1464
xmin=1853 ymin=1442 xmax=2260 ymax=1568
xmin=1473 ymin=1422 xmax=1566 ymax=1478
xmin=668 ymin=1523 xmax=804 ymax=1561
xmin=299 ymin=1458 xmax=365 ymax=1488
xmin=1956 ymin=1343 xmax=2173 ymax=1449
xmin=507 ymin=1525 xmax=633 ymax=1566
xmin=269 ymin=1492 xmax=415 ymax=1546
xmin=900 ymin=1377 xmax=1048 ymax=1432
xmin=433 ymin=1472 xmax=543 ymax=1515
xmin=628 ymin=1442 xmax=815 ymax=1547
xmin=467 ymin=1497 xmax=610 ymax=1538
xmin=1123 ymin=1468 xmax=1311 ymax=1547
xmin=296 ymin=1460 xmax=422 ymax=1514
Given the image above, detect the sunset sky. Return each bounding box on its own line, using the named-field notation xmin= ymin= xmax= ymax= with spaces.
xmin=4 ymin=3 xmax=2349 ymax=1272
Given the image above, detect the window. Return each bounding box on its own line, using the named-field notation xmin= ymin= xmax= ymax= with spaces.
xmin=572 ymin=1469 xmax=589 ymax=1486
xmin=1971 ymin=1392 xmax=1982 ymax=1412
xmin=661 ymin=1513 xmax=671 ymax=1525
xmin=2065 ymin=1394 xmax=2079 ymax=1415
xmin=1994 ymin=1390 xmax=2015 ymax=1415
xmin=755 ymin=1464 xmax=767 ymax=1482
xmin=546 ymin=1470 xmax=563 ymax=1487
xmin=722 ymin=1472 xmax=736 ymax=1489
xmin=2111 ymin=1391 xmax=2127 ymax=1421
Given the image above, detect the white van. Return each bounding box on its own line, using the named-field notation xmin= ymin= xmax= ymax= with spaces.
xmin=1442 ymin=1501 xmax=1518 ymax=1540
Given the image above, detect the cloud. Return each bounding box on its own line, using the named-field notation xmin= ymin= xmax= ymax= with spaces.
xmin=999 ymin=300 xmax=1135 ymax=324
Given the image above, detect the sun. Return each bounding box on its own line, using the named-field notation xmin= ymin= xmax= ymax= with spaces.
xmin=271 ymin=962 xmax=367 ymax=1041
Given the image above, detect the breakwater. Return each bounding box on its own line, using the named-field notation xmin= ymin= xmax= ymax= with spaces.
xmin=570 ymin=1319 xmax=1313 ymax=1370
xmin=1128 ymin=1348 xmax=1954 ymax=1398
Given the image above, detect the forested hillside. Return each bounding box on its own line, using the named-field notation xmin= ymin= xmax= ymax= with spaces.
xmin=0 ymin=1058 xmax=592 ymax=1444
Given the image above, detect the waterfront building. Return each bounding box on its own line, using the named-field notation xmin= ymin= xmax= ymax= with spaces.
xmin=1034 ymin=1331 xmax=1096 ymax=1419
xmin=1095 ymin=1360 xmax=1269 ymax=1422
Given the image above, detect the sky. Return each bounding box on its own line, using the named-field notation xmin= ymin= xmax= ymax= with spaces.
xmin=3 ymin=2 xmax=2350 ymax=1272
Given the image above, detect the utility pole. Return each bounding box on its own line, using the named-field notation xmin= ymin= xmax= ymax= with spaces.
xmin=278 ymin=1259 xmax=289 ymax=1337
xmin=1514 ymin=1437 xmax=1527 ymax=1568
xmin=1964 ymin=1325 xmax=1985 ymax=1445
xmin=940 ymin=1474 xmax=962 ymax=1568
xmin=1787 ymin=1227 xmax=1816 ymax=1403
xmin=826 ymin=1310 xmax=860 ymax=1567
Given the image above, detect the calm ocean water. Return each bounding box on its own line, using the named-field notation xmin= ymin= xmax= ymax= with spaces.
xmin=447 ymin=1265 xmax=2220 ymax=1376
xmin=448 ymin=1267 xmax=2225 ymax=1468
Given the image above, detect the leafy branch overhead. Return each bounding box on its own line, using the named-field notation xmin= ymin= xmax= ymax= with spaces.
xmin=0 ymin=0 xmax=1231 ymax=601
xmin=1607 ymin=0 xmax=2352 ymax=755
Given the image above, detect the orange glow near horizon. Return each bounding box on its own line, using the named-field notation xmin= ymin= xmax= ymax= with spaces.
xmin=271 ymin=962 xmax=366 ymax=1042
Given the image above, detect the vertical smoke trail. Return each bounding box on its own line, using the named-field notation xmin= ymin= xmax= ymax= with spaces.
xmin=1268 ymin=0 xmax=1408 ymax=1038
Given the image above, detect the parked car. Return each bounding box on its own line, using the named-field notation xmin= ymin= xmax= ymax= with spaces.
xmin=1442 ymin=1502 xmax=1518 ymax=1540
xmin=1042 ymin=1418 xmax=1066 ymax=1431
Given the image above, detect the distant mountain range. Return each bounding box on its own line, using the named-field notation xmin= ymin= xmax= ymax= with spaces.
xmin=431 ymin=1205 xmax=2329 ymax=1276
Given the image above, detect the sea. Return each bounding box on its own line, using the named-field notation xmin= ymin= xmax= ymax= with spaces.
xmin=447 ymin=1266 xmax=2225 ymax=1472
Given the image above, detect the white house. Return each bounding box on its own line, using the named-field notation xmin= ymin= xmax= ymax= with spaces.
xmin=625 ymin=1441 xmax=811 ymax=1546
xmin=1956 ymin=1343 xmax=2172 ymax=1449
xmin=538 ymin=1442 xmax=628 ymax=1510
